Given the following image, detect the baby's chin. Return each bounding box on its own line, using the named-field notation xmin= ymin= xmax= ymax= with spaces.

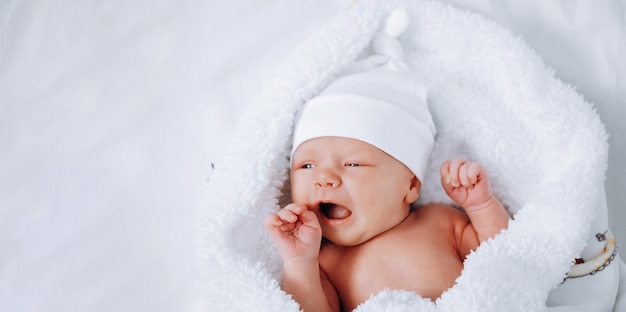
xmin=322 ymin=230 xmax=373 ymax=247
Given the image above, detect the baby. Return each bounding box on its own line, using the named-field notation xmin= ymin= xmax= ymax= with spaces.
xmin=265 ymin=13 xmax=510 ymax=312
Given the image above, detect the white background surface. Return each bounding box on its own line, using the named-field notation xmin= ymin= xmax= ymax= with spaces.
xmin=1 ymin=1 xmax=624 ymax=311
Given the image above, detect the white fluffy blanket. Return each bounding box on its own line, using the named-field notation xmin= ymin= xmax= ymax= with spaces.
xmin=200 ymin=1 xmax=620 ymax=311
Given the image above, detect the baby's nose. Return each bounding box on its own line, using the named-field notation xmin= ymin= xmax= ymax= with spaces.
xmin=316 ymin=180 xmax=337 ymax=188
xmin=315 ymin=168 xmax=341 ymax=188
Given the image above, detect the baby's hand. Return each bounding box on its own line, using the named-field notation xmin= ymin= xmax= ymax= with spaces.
xmin=440 ymin=159 xmax=495 ymax=211
xmin=264 ymin=203 xmax=323 ymax=264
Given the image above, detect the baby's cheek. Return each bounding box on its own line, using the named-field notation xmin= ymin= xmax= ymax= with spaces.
xmin=289 ymin=181 xmax=309 ymax=203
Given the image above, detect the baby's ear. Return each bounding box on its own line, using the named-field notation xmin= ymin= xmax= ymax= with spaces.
xmin=405 ymin=176 xmax=421 ymax=204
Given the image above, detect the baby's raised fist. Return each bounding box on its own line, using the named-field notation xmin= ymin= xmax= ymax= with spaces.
xmin=440 ymin=159 xmax=494 ymax=209
xmin=264 ymin=204 xmax=323 ymax=263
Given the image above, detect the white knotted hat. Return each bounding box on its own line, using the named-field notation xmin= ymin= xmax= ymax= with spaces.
xmin=291 ymin=9 xmax=436 ymax=182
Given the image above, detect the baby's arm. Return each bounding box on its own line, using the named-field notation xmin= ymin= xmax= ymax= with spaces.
xmin=264 ymin=204 xmax=339 ymax=312
xmin=440 ymin=159 xmax=510 ymax=243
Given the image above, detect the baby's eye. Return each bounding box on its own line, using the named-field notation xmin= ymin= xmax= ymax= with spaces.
xmin=301 ymin=163 xmax=315 ymax=169
xmin=346 ymin=163 xmax=361 ymax=167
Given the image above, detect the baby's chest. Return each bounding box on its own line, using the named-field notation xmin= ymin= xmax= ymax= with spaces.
xmin=320 ymin=234 xmax=463 ymax=309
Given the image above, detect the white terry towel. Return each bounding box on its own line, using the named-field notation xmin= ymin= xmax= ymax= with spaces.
xmin=200 ymin=1 xmax=623 ymax=311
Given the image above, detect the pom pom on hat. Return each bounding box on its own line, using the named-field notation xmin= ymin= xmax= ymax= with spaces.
xmin=292 ymin=9 xmax=436 ymax=182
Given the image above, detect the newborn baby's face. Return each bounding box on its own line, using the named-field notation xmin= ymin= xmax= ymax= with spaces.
xmin=290 ymin=136 xmax=418 ymax=246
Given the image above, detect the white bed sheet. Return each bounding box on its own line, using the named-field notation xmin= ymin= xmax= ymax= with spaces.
xmin=0 ymin=1 xmax=623 ymax=311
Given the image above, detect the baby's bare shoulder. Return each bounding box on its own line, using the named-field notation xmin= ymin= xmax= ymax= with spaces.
xmin=414 ymin=202 xmax=467 ymax=216
xmin=412 ymin=203 xmax=470 ymax=226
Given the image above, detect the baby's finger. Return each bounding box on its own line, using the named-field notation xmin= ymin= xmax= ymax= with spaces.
xmin=459 ymin=162 xmax=472 ymax=187
xmin=284 ymin=203 xmax=306 ymax=214
xmin=440 ymin=160 xmax=451 ymax=184
xmin=298 ymin=209 xmax=321 ymax=228
xmin=278 ymin=221 xmax=298 ymax=232
xmin=448 ymin=158 xmax=465 ymax=187
xmin=264 ymin=214 xmax=283 ymax=229
xmin=276 ymin=207 xmax=300 ymax=223
xmin=440 ymin=160 xmax=451 ymax=176
xmin=467 ymin=162 xmax=483 ymax=185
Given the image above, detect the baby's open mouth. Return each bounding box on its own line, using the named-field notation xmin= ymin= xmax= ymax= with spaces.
xmin=319 ymin=202 xmax=352 ymax=219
